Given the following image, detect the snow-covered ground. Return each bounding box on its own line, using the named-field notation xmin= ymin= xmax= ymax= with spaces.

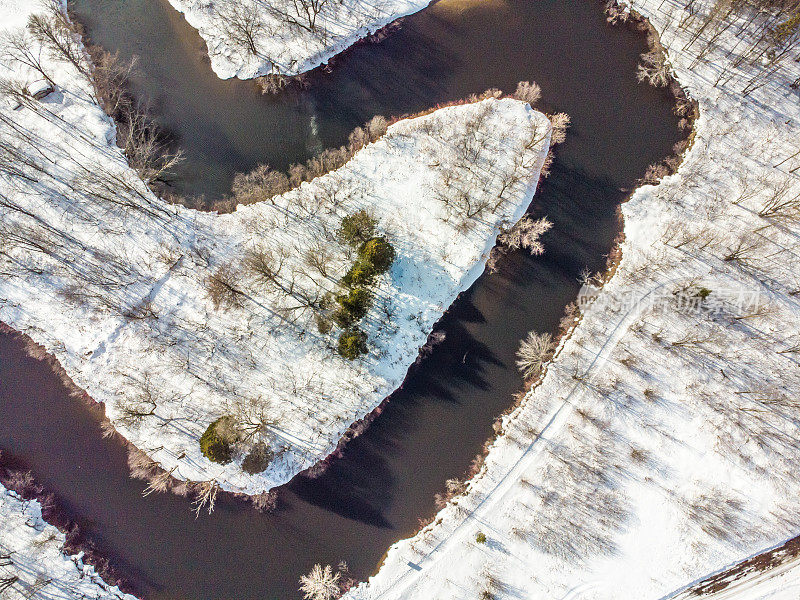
xmin=345 ymin=0 xmax=800 ymax=599
xmin=164 ymin=0 xmax=431 ymax=79
xmin=682 ymin=559 xmax=800 ymax=600
xmin=0 ymin=0 xmax=552 ymax=495
xmin=669 ymin=538 xmax=800 ymax=600
xmin=0 ymin=481 xmax=135 ymax=600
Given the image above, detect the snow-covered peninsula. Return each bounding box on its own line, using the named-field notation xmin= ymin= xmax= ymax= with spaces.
xmin=0 ymin=0 xmax=553 ymax=496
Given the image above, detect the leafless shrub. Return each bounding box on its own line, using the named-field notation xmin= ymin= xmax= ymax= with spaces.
xmin=637 ymin=48 xmax=671 ymax=87
xmin=559 ymin=302 xmax=580 ymax=334
xmin=365 ymin=115 xmax=388 ymax=141
xmin=299 ymin=563 xmax=341 ymax=600
xmin=348 ymin=126 xmax=369 ymax=152
xmin=4 ymin=470 xmax=42 ymax=497
xmin=497 ymin=215 xmax=553 ymax=255
xmin=252 ymin=490 xmax=279 ymax=513
xmin=488 ymin=216 xmax=552 ymax=273
xmin=256 ymin=73 xmax=289 ymax=95
xmin=434 ymin=478 xmax=467 ymax=509
xmin=514 ymin=80 xmax=542 ymax=105
xmin=127 ymin=447 xmax=159 ymax=481
xmin=220 ymin=117 xmax=388 ymax=211
xmin=605 ymin=1 xmax=631 ymax=24
xmin=99 ymin=420 xmax=117 ymax=439
xmin=192 ymin=480 xmax=220 ymax=517
xmin=116 ymin=105 xmax=184 ymax=184
xmin=231 ymin=164 xmax=290 ymax=205
xmin=142 ymin=466 xmax=177 ymax=497
xmin=642 ymin=162 xmax=671 ymax=184
xmin=516 ymin=331 xmax=556 ymax=380
xmin=539 ymin=152 xmax=554 ymax=177
xmin=548 ymin=112 xmax=570 ymax=146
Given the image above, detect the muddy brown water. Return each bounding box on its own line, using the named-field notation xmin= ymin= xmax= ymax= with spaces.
xmin=0 ymin=0 xmax=684 ymax=598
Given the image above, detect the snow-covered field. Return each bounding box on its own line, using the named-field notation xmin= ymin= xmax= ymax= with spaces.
xmin=0 ymin=0 xmax=552 ymax=495
xmin=0 ymin=481 xmax=134 ymax=600
xmin=344 ymin=0 xmax=800 ymax=599
xmin=164 ymin=0 xmax=431 ymax=79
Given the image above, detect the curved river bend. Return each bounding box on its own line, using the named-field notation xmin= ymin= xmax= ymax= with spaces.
xmin=0 ymin=0 xmax=684 ymax=598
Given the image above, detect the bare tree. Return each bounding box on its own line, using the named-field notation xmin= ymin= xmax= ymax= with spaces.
xmin=497 ymin=215 xmax=553 ymax=255
xmin=286 ymin=0 xmax=330 ymax=33
xmin=244 ymin=246 xmax=325 ymax=316
xmin=231 ymin=164 xmax=290 ymax=205
xmin=27 ymin=0 xmax=90 ymax=80
xmin=514 ymin=80 xmax=542 ymax=105
xmin=228 ymin=395 xmax=276 ymax=440
xmin=722 ymin=231 xmax=765 ymax=266
xmin=758 ymin=177 xmax=799 ymax=220
xmin=192 ymin=480 xmax=219 ymax=517
xmin=0 ymin=574 xmax=18 ymax=594
xmin=516 ymin=331 xmax=556 ymax=379
xmin=304 ymin=241 xmax=336 ymax=280
xmin=637 ymin=49 xmax=671 ymax=87
xmin=299 ymin=564 xmax=341 ymax=600
xmin=207 ymin=263 xmax=246 ymax=310
xmin=115 ymin=396 xmax=157 ymax=430
xmin=1 ymin=30 xmax=55 ymax=86
xmin=217 ymin=0 xmax=266 ymax=57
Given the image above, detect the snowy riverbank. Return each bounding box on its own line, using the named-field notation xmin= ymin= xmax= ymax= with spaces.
xmin=0 ymin=480 xmax=135 ymax=600
xmin=164 ymin=0 xmax=431 ymax=79
xmin=345 ymin=0 xmax=800 ymax=598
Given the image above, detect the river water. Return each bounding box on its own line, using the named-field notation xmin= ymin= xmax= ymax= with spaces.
xmin=0 ymin=0 xmax=683 ymax=598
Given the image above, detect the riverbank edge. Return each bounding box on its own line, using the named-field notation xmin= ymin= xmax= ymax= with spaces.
xmin=162 ymin=0 xmax=433 ymax=81
xmin=0 ymin=399 xmax=134 ymax=594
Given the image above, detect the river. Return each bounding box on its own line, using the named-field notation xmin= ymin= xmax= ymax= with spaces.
xmin=0 ymin=0 xmax=683 ymax=598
